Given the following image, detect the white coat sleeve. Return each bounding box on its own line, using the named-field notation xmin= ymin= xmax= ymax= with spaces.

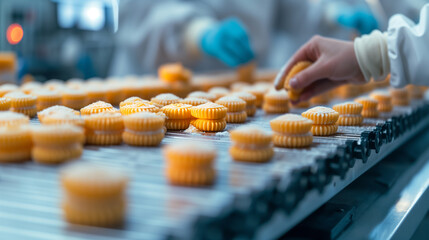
xmin=111 ymin=0 xmax=215 ymax=76
xmin=354 ymin=4 xmax=429 ymax=87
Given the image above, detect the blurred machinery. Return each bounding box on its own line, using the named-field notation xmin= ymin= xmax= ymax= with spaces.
xmin=0 ymin=0 xmax=118 ymax=83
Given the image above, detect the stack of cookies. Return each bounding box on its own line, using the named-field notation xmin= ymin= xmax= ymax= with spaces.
xmin=0 ymin=125 xmax=32 ymax=162
xmin=270 ymin=114 xmax=313 ymax=148
xmin=161 ymin=103 xmax=193 ymax=130
xmin=31 ymin=89 xmax=62 ymax=111
xmin=120 ymin=101 xmax=159 ymax=116
xmin=190 ymin=102 xmax=227 ymax=132
xmin=232 ymin=92 xmax=257 ymax=117
xmin=302 ymin=106 xmax=339 ymax=136
xmin=370 ymin=90 xmax=393 ymax=113
xmin=31 ymin=124 xmax=84 ymax=164
xmin=389 ymin=87 xmax=410 ymax=106
xmin=123 ymin=112 xmax=165 ymax=146
xmin=4 ymin=91 xmax=37 ymax=117
xmin=84 ymin=112 xmax=124 ymax=145
xmin=355 ymin=97 xmax=379 ymax=118
xmin=332 ymin=102 xmax=363 ymax=126
xmin=61 ymin=163 xmax=128 ymax=226
xmin=215 ymin=96 xmax=247 ymax=123
xmin=158 ymin=63 xmax=191 ymax=84
xmin=164 ymin=141 xmax=216 ymax=186
xmin=229 ymin=125 xmax=273 ymax=162
xmin=263 ymin=89 xmax=289 ymax=114
xmin=60 ymin=88 xmax=88 ymax=110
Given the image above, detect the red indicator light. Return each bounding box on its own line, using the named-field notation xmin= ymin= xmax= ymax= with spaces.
xmin=6 ymin=23 xmax=24 ymax=45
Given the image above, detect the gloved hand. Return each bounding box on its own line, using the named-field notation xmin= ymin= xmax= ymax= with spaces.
xmin=337 ymin=8 xmax=378 ymax=35
xmin=274 ymin=35 xmax=365 ymax=102
xmin=200 ymin=18 xmax=254 ymax=67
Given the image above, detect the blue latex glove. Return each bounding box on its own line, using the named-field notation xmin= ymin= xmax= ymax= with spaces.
xmin=337 ymin=9 xmax=378 ymax=35
xmin=200 ymin=18 xmax=254 ymax=67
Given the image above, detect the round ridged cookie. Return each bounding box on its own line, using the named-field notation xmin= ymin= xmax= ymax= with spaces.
xmin=161 ymin=103 xmax=192 ymax=119
xmin=0 ymin=111 xmax=29 ymax=127
xmin=42 ymin=111 xmax=84 ymax=127
xmin=187 ymin=91 xmax=217 ymax=102
xmin=263 ymin=103 xmax=289 ymax=114
xmin=0 ymin=97 xmax=11 ymax=111
xmin=32 ymin=89 xmax=62 ymax=111
xmin=337 ymin=115 xmax=363 ymax=126
xmin=119 ymin=96 xmax=148 ymax=108
xmin=85 ymin=86 xmax=107 ymax=103
xmin=243 ymin=87 xmax=265 ymax=107
xmin=361 ymin=109 xmax=379 ymax=118
xmin=120 ymin=101 xmax=159 ymax=115
xmin=389 ymin=87 xmax=409 ymax=99
xmin=229 ymin=147 xmax=273 ymax=163
xmin=84 ymin=112 xmax=124 ymax=145
xmin=190 ymin=102 xmax=227 ymax=120
xmin=230 ymin=125 xmax=272 ymax=146
xmin=151 ymin=93 xmax=181 ymax=107
xmin=208 ymin=87 xmax=229 ymax=100
xmin=31 ymin=124 xmax=84 ymax=146
xmin=246 ymin=106 xmax=257 ymax=117
xmin=231 ymin=92 xmax=256 ymax=107
xmin=332 ymin=102 xmax=363 ymax=115
xmin=378 ymin=104 xmax=393 ymax=112
xmin=165 ymin=119 xmax=191 ymax=130
xmin=270 ymin=113 xmax=313 ymax=134
xmin=226 ymin=111 xmax=247 ymax=123
xmin=0 ymin=125 xmax=32 ymax=149
xmin=123 ymin=112 xmax=165 ymax=132
xmin=311 ymin=124 xmax=338 ymax=136
xmin=4 ymin=91 xmax=37 ymax=117
xmin=272 ymin=132 xmax=313 ymax=148
xmin=62 ymin=197 xmax=126 ymax=227
xmin=284 ymin=61 xmax=312 ymax=101
xmin=264 ymin=89 xmax=289 ymax=106
xmin=123 ymin=130 xmax=164 ymax=146
xmin=61 ymin=88 xmax=88 ymax=110
xmin=302 ymin=106 xmax=339 ymax=125
xmin=370 ymin=90 xmax=392 ymax=104
xmin=354 ymin=97 xmax=378 ymax=109
xmin=158 ymin=63 xmax=191 ymax=84
xmin=61 ymin=163 xmax=128 ymax=198
xmin=180 ymin=97 xmax=210 ymax=106
xmin=32 ymin=145 xmax=83 ymax=164
xmin=164 ymin=141 xmax=216 ymax=168
xmin=215 ymin=96 xmax=246 ymax=112
xmin=192 ymin=118 xmax=226 ymax=132
xmin=166 ymin=167 xmax=215 ymax=186
xmin=38 ymin=105 xmax=79 ymax=122
xmin=80 ymin=101 xmax=118 ymax=116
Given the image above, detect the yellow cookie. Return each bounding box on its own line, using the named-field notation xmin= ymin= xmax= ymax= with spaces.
xmin=229 ymin=147 xmax=273 ymax=163
xmin=215 ymin=96 xmax=246 ymax=112
xmin=180 ymin=97 xmax=210 ymax=106
xmin=151 ymin=93 xmax=181 ymax=107
xmin=0 ymin=97 xmax=11 ymax=111
xmin=120 ymin=101 xmax=159 ymax=116
xmin=263 ymin=103 xmax=289 ymax=114
xmin=270 ymin=113 xmax=313 ymax=134
xmin=192 ymin=118 xmax=227 ymax=132
xmin=272 ymin=132 xmax=313 ymax=148
xmin=0 ymin=111 xmax=29 ymax=127
xmin=264 ymin=89 xmax=289 ymax=106
xmin=355 ymin=97 xmax=378 ymax=109
xmin=164 ymin=141 xmax=216 ymax=168
xmin=161 ymin=103 xmax=192 ymax=119
xmin=0 ymin=125 xmax=32 ymax=162
xmin=311 ymin=124 xmax=338 ymax=136
xmin=284 ymin=61 xmax=312 ymax=101
xmin=80 ymin=101 xmax=118 ymax=116
xmin=230 ymin=125 xmax=272 ymax=146
xmin=158 ymin=63 xmax=191 ymax=84
xmin=4 ymin=91 xmax=37 ymax=117
xmin=31 ymin=89 xmax=62 ymax=111
xmin=337 ymin=115 xmax=363 ymax=126
xmin=302 ymin=106 xmax=339 ymax=125
xmin=332 ymin=102 xmax=363 ymax=115
xmin=61 ymin=88 xmax=88 ymax=110
xmin=84 ymin=112 xmax=124 ymax=145
xmin=226 ymin=111 xmax=247 ymax=123
xmin=187 ymin=91 xmax=217 ymax=102
xmin=190 ymin=102 xmax=227 ymax=120
xmin=208 ymin=87 xmax=229 ymax=100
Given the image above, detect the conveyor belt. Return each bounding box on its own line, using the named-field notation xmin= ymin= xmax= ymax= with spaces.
xmin=0 ymin=97 xmax=428 ymax=240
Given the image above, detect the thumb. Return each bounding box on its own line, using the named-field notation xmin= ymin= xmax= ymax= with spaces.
xmin=290 ymin=60 xmax=329 ymax=90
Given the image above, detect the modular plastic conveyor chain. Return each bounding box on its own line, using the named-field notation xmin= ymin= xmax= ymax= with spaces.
xmin=0 ymin=100 xmax=428 ymax=240
xmin=187 ymin=103 xmax=429 ymax=240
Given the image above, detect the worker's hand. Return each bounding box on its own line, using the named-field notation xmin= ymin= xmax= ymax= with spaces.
xmin=337 ymin=8 xmax=378 ymax=35
xmin=200 ymin=18 xmax=254 ymax=67
xmin=274 ymin=35 xmax=366 ymax=102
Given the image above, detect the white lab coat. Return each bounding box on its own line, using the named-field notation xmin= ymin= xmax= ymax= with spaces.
xmin=388 ymin=4 xmax=429 ymax=87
